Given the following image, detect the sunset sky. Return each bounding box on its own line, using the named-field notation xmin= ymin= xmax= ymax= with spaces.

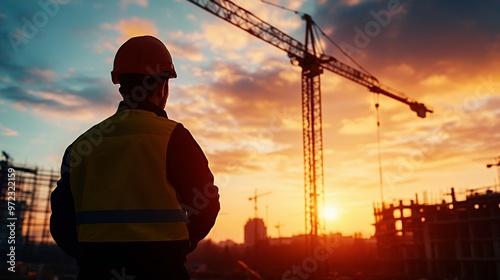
xmin=1 ymin=0 xmax=499 ymax=243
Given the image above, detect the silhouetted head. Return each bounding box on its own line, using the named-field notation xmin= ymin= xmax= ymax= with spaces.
xmin=111 ymin=35 xmax=177 ymax=109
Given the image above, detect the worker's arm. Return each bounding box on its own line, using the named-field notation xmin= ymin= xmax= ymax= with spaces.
xmin=167 ymin=124 xmax=220 ymax=253
xmin=50 ymin=146 xmax=79 ymax=258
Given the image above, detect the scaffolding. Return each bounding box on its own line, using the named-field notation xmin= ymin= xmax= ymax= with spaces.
xmin=0 ymin=151 xmax=58 ymax=270
xmin=374 ymin=186 xmax=500 ymax=280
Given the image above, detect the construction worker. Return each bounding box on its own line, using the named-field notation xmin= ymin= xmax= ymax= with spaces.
xmin=50 ymin=35 xmax=220 ymax=280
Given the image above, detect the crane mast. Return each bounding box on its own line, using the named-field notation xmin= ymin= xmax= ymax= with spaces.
xmin=186 ymin=1 xmax=433 ymax=275
xmin=301 ymin=13 xmax=324 ymax=244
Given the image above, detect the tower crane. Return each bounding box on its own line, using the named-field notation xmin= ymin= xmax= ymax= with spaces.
xmin=248 ymin=189 xmax=272 ymax=219
xmin=275 ymin=221 xmax=284 ymax=238
xmin=186 ymin=0 xmax=433 ymax=256
xmin=486 ymin=156 xmax=500 ymax=189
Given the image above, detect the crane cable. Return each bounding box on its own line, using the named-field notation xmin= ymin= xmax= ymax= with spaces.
xmin=373 ymin=93 xmax=384 ymax=203
xmin=261 ymin=0 xmax=300 ymax=15
xmin=314 ymin=23 xmax=375 ymax=78
xmin=260 ymin=0 xmax=375 ymax=78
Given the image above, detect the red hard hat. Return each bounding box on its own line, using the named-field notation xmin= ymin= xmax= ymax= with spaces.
xmin=111 ymin=35 xmax=177 ymax=84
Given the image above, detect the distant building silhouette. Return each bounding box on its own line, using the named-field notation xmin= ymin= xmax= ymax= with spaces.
xmin=374 ymin=187 xmax=500 ymax=280
xmin=244 ymin=218 xmax=267 ymax=246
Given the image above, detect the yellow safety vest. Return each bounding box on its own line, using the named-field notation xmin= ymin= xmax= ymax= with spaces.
xmin=69 ymin=109 xmax=189 ymax=242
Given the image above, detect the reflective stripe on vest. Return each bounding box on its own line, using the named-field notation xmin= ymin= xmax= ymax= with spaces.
xmin=75 ymin=209 xmax=186 ymax=224
xmin=70 ymin=109 xmax=189 ymax=242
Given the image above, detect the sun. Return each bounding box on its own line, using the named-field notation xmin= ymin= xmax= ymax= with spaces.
xmin=322 ymin=205 xmax=340 ymax=221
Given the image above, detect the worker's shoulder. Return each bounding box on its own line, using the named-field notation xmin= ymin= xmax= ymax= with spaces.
xmin=70 ymin=111 xmax=183 ymax=143
xmin=70 ymin=114 xmax=117 ymax=145
xmin=168 ymin=120 xmax=192 ymax=136
xmin=116 ymin=109 xmax=179 ymax=127
xmin=168 ymin=121 xmax=204 ymax=146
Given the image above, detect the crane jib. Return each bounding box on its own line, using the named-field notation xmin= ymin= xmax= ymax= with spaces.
xmin=186 ymin=0 xmax=432 ymax=118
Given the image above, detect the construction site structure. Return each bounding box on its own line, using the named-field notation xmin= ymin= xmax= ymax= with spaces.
xmin=0 ymin=151 xmax=74 ymax=277
xmin=186 ymin=2 xmax=432 ymax=270
xmin=373 ymin=186 xmax=500 ymax=280
xmin=0 ymin=153 xmax=55 ymax=255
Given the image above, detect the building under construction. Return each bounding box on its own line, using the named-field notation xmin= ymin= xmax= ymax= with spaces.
xmin=0 ymin=151 xmax=75 ymax=278
xmin=374 ymin=186 xmax=500 ymax=280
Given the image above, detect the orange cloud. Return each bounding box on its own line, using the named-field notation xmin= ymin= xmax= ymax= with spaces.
xmin=384 ymin=63 xmax=416 ymax=76
xmin=117 ymin=17 xmax=157 ymax=39
xmin=28 ymin=68 xmax=57 ymax=82
xmin=166 ymin=31 xmax=204 ymax=62
xmin=99 ymin=17 xmax=159 ymax=52
xmin=338 ymin=115 xmax=377 ymax=135
xmin=201 ymin=22 xmax=250 ymax=53
xmin=0 ymin=124 xmax=19 ymax=137
xmin=420 ymin=74 xmax=450 ymax=87
xmin=27 ymin=90 xmax=86 ymax=108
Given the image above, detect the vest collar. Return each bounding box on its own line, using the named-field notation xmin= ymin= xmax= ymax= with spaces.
xmin=117 ymin=100 xmax=168 ymax=118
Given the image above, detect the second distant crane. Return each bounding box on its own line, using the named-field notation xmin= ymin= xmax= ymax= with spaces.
xmin=248 ymin=190 xmax=272 ymax=219
xmin=486 ymin=156 xmax=500 ymax=189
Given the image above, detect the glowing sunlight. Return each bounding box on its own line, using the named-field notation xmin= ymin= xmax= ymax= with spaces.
xmin=322 ymin=205 xmax=340 ymax=221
